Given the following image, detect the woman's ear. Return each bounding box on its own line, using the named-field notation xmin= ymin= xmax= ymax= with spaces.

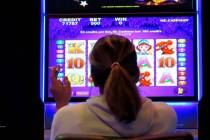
xmin=133 ymin=74 xmax=140 ymax=84
xmin=130 ymin=73 xmax=139 ymax=84
xmin=90 ymin=65 xmax=98 ymax=86
xmin=91 ymin=75 xmax=98 ymax=86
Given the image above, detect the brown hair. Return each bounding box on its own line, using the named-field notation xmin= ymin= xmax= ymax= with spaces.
xmin=89 ymin=35 xmax=142 ymax=123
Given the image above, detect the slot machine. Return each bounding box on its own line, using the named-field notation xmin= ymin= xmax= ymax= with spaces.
xmin=41 ymin=0 xmax=202 ymax=139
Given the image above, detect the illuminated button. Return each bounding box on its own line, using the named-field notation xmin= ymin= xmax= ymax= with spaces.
xmin=59 ymin=68 xmax=64 ymax=72
xmin=75 ymin=91 xmax=89 ymax=97
xmin=178 ymin=44 xmax=186 ymax=48
xmin=56 ymin=54 xmax=64 ymax=58
xmin=178 ymin=39 xmax=186 ymax=43
xmin=178 ymin=57 xmax=186 ymax=62
xmin=56 ymin=50 xmax=64 ymax=53
xmin=56 ymin=59 xmax=64 ymax=63
xmin=174 ymin=87 xmax=187 ymax=95
xmin=178 ymin=72 xmax=186 ymax=76
xmin=57 ymin=45 xmax=64 ymax=49
xmin=56 ymin=40 xmax=64 ymax=45
xmin=178 ymin=81 xmax=187 ymax=86
xmin=178 ymin=67 xmax=186 ymax=71
xmin=178 ymin=76 xmax=186 ymax=81
xmin=178 ymin=62 xmax=186 ymax=67
xmin=178 ymin=48 xmax=186 ymax=52
xmin=57 ymin=73 xmax=64 ymax=78
xmin=178 ymin=87 xmax=184 ymax=95
xmin=178 ymin=53 xmax=186 ymax=57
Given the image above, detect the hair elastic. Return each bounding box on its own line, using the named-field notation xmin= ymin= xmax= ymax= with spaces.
xmin=111 ymin=62 xmax=120 ymax=69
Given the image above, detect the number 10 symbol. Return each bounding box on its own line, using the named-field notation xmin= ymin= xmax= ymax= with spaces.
xmin=158 ymin=57 xmax=175 ymax=68
xmin=67 ymin=58 xmax=85 ymax=69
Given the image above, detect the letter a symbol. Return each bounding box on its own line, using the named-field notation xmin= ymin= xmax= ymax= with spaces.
xmin=159 ymin=72 xmax=174 ymax=84
xmin=138 ymin=57 xmax=152 ymax=68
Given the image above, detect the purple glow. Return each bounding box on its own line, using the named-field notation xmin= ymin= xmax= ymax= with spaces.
xmin=47 ymin=16 xmax=195 ymax=99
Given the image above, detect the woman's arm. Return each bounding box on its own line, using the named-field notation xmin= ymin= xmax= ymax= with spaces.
xmin=49 ymin=66 xmax=72 ymax=111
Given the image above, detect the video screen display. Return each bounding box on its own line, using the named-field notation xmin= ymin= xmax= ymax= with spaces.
xmin=134 ymin=0 xmax=192 ymax=6
xmin=47 ymin=15 xmax=195 ymax=99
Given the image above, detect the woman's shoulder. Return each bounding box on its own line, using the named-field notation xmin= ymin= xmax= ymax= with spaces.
xmin=141 ymin=97 xmax=174 ymax=110
xmin=138 ymin=97 xmax=176 ymax=120
xmin=141 ymin=97 xmax=153 ymax=108
xmin=141 ymin=98 xmax=176 ymax=117
xmin=54 ymin=102 xmax=88 ymax=118
xmin=54 ymin=95 xmax=106 ymax=119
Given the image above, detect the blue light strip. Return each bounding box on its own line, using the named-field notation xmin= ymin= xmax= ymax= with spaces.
xmin=166 ymin=102 xmax=195 ymax=106
xmin=196 ymin=0 xmax=203 ymax=101
xmin=40 ymin=0 xmax=46 ymax=102
xmin=42 ymin=0 xmax=45 ymax=14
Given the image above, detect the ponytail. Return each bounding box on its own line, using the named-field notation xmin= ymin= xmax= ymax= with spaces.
xmin=90 ymin=34 xmax=142 ymax=123
xmin=104 ymin=64 xmax=141 ymax=123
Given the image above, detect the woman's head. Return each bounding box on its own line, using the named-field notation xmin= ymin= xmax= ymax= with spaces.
xmin=89 ymin=34 xmax=142 ymax=123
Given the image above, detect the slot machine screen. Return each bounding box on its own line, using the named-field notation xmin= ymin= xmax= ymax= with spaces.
xmin=46 ymin=15 xmax=196 ymax=101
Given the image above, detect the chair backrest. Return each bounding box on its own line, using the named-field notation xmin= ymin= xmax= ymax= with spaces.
xmin=55 ymin=132 xmax=194 ymax=140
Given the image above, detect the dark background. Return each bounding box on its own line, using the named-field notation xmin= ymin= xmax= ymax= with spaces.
xmin=0 ymin=0 xmax=43 ymax=139
xmin=199 ymin=0 xmax=210 ymax=139
xmin=0 ymin=0 xmax=209 ymax=140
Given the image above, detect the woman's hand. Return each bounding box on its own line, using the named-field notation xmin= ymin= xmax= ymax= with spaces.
xmin=50 ymin=66 xmax=72 ymax=111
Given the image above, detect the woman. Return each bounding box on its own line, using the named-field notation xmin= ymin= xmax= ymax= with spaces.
xmin=50 ymin=35 xmax=177 ymax=140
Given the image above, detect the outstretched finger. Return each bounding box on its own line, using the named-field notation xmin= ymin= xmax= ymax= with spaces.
xmin=57 ymin=65 xmax=61 ymax=72
xmin=63 ymin=76 xmax=72 ymax=98
xmin=50 ymin=67 xmax=59 ymax=85
xmin=57 ymin=79 xmax=63 ymax=88
xmin=63 ymin=76 xmax=71 ymax=88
